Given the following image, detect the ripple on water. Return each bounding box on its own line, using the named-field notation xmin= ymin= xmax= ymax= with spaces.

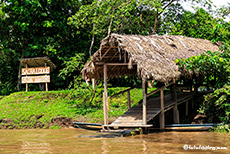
xmin=0 ymin=129 xmax=229 ymax=154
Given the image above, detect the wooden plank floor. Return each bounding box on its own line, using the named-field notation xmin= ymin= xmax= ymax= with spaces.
xmin=109 ymin=92 xmax=194 ymax=127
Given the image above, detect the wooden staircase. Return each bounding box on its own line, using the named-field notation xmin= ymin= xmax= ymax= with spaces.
xmin=108 ymin=92 xmax=194 ymax=128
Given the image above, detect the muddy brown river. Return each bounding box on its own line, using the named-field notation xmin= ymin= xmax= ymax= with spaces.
xmin=0 ymin=129 xmax=229 ymax=154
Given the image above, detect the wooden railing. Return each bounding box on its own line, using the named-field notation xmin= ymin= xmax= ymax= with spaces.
xmin=108 ymin=85 xmax=141 ymax=109
xmin=147 ymin=82 xmax=174 ymax=97
xmin=108 ymin=81 xmax=174 ymax=110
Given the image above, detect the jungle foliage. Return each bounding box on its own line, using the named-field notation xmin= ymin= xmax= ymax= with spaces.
xmin=1 ymin=0 xmax=226 ymax=95
xmin=176 ymin=34 xmax=230 ymax=125
xmin=1 ymin=0 xmax=230 ymax=127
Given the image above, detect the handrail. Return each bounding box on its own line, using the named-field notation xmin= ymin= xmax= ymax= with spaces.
xmin=109 ymin=81 xmax=174 ymax=99
xmin=109 ymin=85 xmax=141 ymax=99
xmin=147 ymin=81 xmax=174 ymax=97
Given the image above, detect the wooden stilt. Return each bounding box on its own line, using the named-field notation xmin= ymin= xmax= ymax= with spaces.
xmin=159 ymin=88 xmax=165 ymax=130
xmin=142 ymin=78 xmax=147 ymax=125
xmin=92 ymin=78 xmax=95 ymax=89
xmin=190 ymin=80 xmax=193 ymax=92
xmin=192 ymin=100 xmax=194 ymax=109
xmin=103 ymin=65 xmax=108 ymax=125
xmin=194 ymin=78 xmax=198 ymax=92
xmin=127 ymin=90 xmax=131 ymax=109
xmin=173 ymin=78 xmax=179 ymax=124
xmin=186 ymin=101 xmax=189 ymax=116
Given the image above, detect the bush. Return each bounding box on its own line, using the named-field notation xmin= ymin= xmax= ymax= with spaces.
xmin=199 ymin=84 xmax=230 ymax=123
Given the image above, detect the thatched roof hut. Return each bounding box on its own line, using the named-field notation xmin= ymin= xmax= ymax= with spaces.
xmin=20 ymin=57 xmax=56 ymax=71
xmin=82 ymin=34 xmax=220 ymax=83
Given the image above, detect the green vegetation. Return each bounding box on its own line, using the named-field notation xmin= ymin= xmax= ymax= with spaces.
xmin=1 ymin=0 xmax=228 ymax=95
xmin=176 ymin=36 xmax=230 ymax=131
xmin=1 ymin=0 xmax=230 ymax=131
xmin=212 ymin=124 xmax=230 ymax=133
xmin=0 ymin=87 xmax=156 ymax=129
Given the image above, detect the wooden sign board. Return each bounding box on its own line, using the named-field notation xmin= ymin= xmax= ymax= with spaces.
xmin=22 ymin=67 xmax=50 ymax=75
xmin=22 ymin=75 xmax=50 ymax=84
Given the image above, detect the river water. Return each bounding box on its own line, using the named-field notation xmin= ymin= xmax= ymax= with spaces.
xmin=0 ymin=129 xmax=229 ymax=154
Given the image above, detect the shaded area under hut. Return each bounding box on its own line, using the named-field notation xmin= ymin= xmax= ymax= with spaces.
xmin=82 ymin=33 xmax=221 ymax=130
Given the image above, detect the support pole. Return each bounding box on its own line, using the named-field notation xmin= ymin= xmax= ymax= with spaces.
xmin=173 ymin=78 xmax=179 ymax=124
xmin=190 ymin=79 xmax=193 ymax=92
xmin=45 ymin=63 xmax=48 ymax=91
xmin=92 ymin=78 xmax=95 ymax=89
xmin=186 ymin=101 xmax=189 ymax=116
xmin=103 ymin=65 xmax=108 ymax=125
xmin=142 ymin=78 xmax=147 ymax=125
xmin=127 ymin=90 xmax=131 ymax=109
xmin=159 ymin=88 xmax=165 ymax=130
xmin=192 ymin=100 xmax=194 ymax=109
xmin=26 ymin=64 xmax=28 ymax=92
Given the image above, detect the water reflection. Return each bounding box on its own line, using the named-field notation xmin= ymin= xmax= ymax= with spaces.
xmin=142 ymin=140 xmax=147 ymax=154
xmin=20 ymin=141 xmax=52 ymax=154
xmin=0 ymin=129 xmax=229 ymax=154
xmin=101 ymin=139 xmax=107 ymax=154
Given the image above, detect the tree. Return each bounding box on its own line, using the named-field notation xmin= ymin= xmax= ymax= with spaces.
xmin=174 ymin=9 xmax=230 ymax=123
xmin=0 ymin=0 xmax=89 ymax=94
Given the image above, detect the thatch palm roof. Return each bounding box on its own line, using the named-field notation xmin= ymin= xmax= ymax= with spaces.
xmin=20 ymin=57 xmax=56 ymax=71
xmin=82 ymin=34 xmax=220 ymax=83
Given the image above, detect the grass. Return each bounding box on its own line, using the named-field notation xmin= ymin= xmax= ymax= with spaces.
xmin=0 ymin=96 xmax=4 ymax=100
xmin=0 ymin=87 xmax=157 ymax=129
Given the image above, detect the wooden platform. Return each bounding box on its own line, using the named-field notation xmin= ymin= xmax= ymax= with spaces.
xmin=108 ymin=92 xmax=194 ymax=128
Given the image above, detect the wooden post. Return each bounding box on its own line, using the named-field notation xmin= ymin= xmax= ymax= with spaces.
xmin=186 ymin=101 xmax=189 ymax=116
xmin=92 ymin=78 xmax=95 ymax=89
xmin=26 ymin=64 xmax=28 ymax=92
xmin=159 ymin=88 xmax=165 ymax=130
xmin=194 ymin=78 xmax=198 ymax=92
xmin=103 ymin=65 xmax=108 ymax=125
xmin=127 ymin=90 xmax=131 ymax=109
xmin=190 ymin=80 xmax=193 ymax=92
xmin=142 ymin=78 xmax=147 ymax=125
xmin=192 ymin=100 xmax=194 ymax=109
xmin=173 ymin=78 xmax=179 ymax=124
xmin=45 ymin=63 xmax=48 ymax=91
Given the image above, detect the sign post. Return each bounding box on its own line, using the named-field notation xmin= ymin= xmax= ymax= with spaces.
xmin=26 ymin=64 xmax=28 ymax=92
xmin=21 ymin=66 xmax=51 ymax=92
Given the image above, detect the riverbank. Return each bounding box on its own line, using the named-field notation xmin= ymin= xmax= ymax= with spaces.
xmin=0 ymin=87 xmax=151 ymax=129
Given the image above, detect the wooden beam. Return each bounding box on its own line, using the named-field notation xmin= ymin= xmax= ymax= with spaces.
xmin=95 ymin=62 xmax=137 ymax=66
xmin=33 ymin=59 xmax=40 ymax=67
xmin=103 ymin=65 xmax=108 ymax=125
xmin=124 ymin=51 xmax=127 ymax=63
xmin=102 ymin=45 xmax=119 ymax=48
xmin=110 ymin=51 xmax=119 ymax=61
xmin=127 ymin=90 xmax=131 ymax=109
xmin=159 ymin=88 xmax=165 ymax=130
xmin=100 ymin=47 xmax=111 ymax=60
xmin=142 ymin=78 xmax=147 ymax=125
